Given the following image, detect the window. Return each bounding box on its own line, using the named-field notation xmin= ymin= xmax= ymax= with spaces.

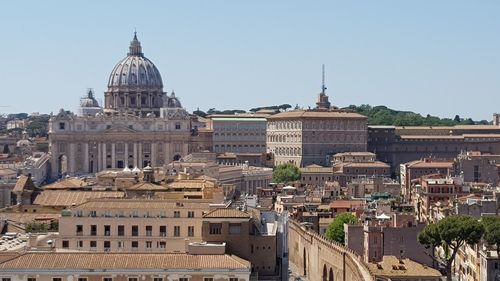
xmin=159 ymin=225 xmax=167 ymax=236
xmin=229 ymin=223 xmax=241 ymax=235
xmin=158 ymin=241 xmax=166 ymax=248
xmin=175 ymin=123 xmax=181 ymax=130
xmin=78 ymin=278 xmax=87 ymax=281
xmin=76 ymin=225 xmax=83 ymax=235
xmin=103 ymin=278 xmax=113 ymax=281
xmin=118 ymin=241 xmax=124 ymax=248
xmin=209 ymin=223 xmax=222 ymax=235
xmin=128 ymin=278 xmax=138 ymax=281
xmin=118 ymin=225 xmax=125 ymax=236
xmin=146 ymin=241 xmax=152 ymax=248
xmin=187 ymin=211 xmax=194 ymax=218
xmin=203 ymin=278 xmax=214 ymax=281
xmin=90 ymin=241 xmax=97 ymax=248
xmin=229 ymin=279 xmax=238 ymax=281
xmin=174 ymin=211 xmax=180 ymax=218
xmin=90 ymin=225 xmax=97 ymax=236
xmin=28 ymin=278 xmax=37 ymax=281
xmin=53 ymin=278 xmax=62 ymax=281
xmin=132 ymin=225 xmax=138 ymax=236
xmin=188 ymin=226 xmax=194 ymax=237
xmin=2 ymin=279 xmax=12 ymax=281
xmin=179 ymin=278 xmax=189 ymax=281
xmin=104 ymin=225 xmax=111 ymax=236
xmin=77 ymin=240 xmax=83 ymax=248
xmin=174 ymin=226 xmax=180 ymax=237
xmin=153 ymin=278 xmax=163 ymax=281
xmin=104 ymin=241 xmax=110 ymax=250
xmin=131 ymin=241 xmax=139 ymax=248
xmin=59 ymin=122 xmax=65 ymax=130
xmin=146 ymin=225 xmax=153 ymax=236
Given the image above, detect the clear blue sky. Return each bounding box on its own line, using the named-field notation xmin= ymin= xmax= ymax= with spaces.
xmin=1 ymin=1 xmax=499 ymax=120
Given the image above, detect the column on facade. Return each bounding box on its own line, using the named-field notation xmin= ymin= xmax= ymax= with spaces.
xmin=182 ymin=143 xmax=188 ymax=158
xmin=97 ymin=142 xmax=102 ymax=171
xmin=138 ymin=143 xmax=143 ymax=168
xmin=124 ymin=143 xmax=129 ymax=168
xmin=151 ymin=142 xmax=157 ymax=167
xmin=84 ymin=143 xmax=89 ymax=173
xmin=133 ymin=143 xmax=138 ymax=168
xmin=164 ymin=142 xmax=170 ymax=163
xmin=102 ymin=143 xmax=107 ymax=169
xmin=111 ymin=143 xmax=116 ymax=168
xmin=124 ymin=93 xmax=129 ymax=109
xmin=68 ymin=143 xmax=76 ymax=175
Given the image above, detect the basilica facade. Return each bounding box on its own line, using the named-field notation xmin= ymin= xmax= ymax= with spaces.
xmin=49 ymin=34 xmax=197 ymax=179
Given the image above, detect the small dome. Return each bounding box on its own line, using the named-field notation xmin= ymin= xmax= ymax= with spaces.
xmin=107 ymin=33 xmax=163 ymax=91
xmin=164 ymin=91 xmax=182 ymax=108
xmin=80 ymin=89 xmax=100 ymax=108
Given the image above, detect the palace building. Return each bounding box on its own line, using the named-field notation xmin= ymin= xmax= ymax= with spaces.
xmin=49 ymin=34 xmax=199 ymax=179
xmin=266 ymin=91 xmax=368 ymax=167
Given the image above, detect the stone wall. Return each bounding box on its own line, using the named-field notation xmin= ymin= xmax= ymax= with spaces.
xmin=288 ymin=220 xmax=373 ymax=281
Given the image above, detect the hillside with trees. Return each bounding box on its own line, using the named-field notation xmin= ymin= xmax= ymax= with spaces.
xmin=192 ymin=104 xmax=491 ymax=127
xmin=343 ymin=104 xmax=490 ymax=126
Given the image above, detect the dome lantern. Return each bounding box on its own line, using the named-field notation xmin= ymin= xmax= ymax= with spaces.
xmin=128 ymin=31 xmax=143 ymax=56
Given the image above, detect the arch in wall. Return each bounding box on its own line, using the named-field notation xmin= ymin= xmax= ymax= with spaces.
xmin=329 ymin=267 xmax=334 ymax=281
xmin=323 ymin=264 xmax=328 ymax=281
xmin=303 ymin=247 xmax=307 ymax=276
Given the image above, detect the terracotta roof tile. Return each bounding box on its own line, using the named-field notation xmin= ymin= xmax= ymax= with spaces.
xmin=0 ymin=252 xmax=250 ymax=270
xmin=329 ymin=200 xmax=365 ymax=209
xmin=267 ymin=110 xmax=367 ymax=119
xmin=368 ymin=256 xmax=441 ymax=278
xmin=33 ymin=191 xmax=125 ymax=206
xmin=203 ymin=208 xmax=252 ymax=218
xmin=75 ymin=199 xmax=212 ymax=210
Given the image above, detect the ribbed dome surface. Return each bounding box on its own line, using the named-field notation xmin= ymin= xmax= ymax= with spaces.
xmin=107 ymin=33 xmax=163 ymax=90
xmin=80 ymin=89 xmax=100 ymax=107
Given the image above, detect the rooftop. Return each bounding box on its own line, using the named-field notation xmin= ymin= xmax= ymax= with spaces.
xmin=330 ymin=200 xmax=365 ymax=209
xmin=0 ymin=252 xmax=250 ymax=270
xmin=368 ymin=256 xmax=442 ymax=278
xmin=42 ymin=178 xmax=89 ymax=190
xmin=74 ymin=199 xmax=213 ymax=210
xmin=267 ymin=109 xmax=367 ymax=120
xmin=33 ymin=191 xmax=125 ymax=207
xmin=203 ymin=208 xmax=252 ymax=219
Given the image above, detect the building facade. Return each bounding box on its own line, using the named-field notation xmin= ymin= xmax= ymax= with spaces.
xmin=210 ymin=114 xmax=268 ymax=154
xmin=57 ymin=199 xmax=212 ymax=252
xmin=49 ymin=34 xmax=195 ymax=179
xmin=267 ymin=94 xmax=367 ymax=167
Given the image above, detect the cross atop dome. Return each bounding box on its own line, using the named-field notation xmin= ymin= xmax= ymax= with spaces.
xmin=128 ymin=31 xmax=143 ymax=56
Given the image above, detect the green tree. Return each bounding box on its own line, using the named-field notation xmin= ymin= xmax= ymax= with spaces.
xmin=272 ymin=163 xmax=300 ymax=183
xmin=325 ymin=212 xmax=358 ymax=245
xmin=418 ymin=215 xmax=484 ymax=281
xmin=482 ymin=216 xmax=500 ymax=258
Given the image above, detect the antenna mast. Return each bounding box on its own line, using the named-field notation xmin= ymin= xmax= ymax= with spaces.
xmin=321 ymin=64 xmax=327 ymax=94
